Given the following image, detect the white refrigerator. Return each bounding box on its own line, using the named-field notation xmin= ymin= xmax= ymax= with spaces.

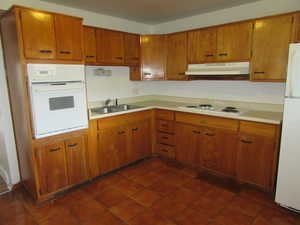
xmin=275 ymin=43 xmax=300 ymax=212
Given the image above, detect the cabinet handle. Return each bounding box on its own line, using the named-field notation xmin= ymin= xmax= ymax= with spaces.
xmin=205 ymin=54 xmax=214 ymax=57
xmin=161 ymin=149 xmax=168 ymax=153
xmin=132 ymin=127 xmax=138 ymax=131
xmin=192 ymin=130 xmax=201 ymax=134
xmin=115 ymin=57 xmax=123 ymax=60
xmin=143 ymin=72 xmax=151 ymax=76
xmin=219 ymin=53 xmax=228 ymax=56
xmin=118 ymin=131 xmax=125 ymax=135
xmin=161 ymin=124 xmax=169 ymax=127
xmin=241 ymin=139 xmax=253 ymax=144
xmin=68 ymin=143 xmax=78 ymax=148
xmin=86 ymin=55 xmax=95 ymax=58
xmin=60 ymin=51 xmax=71 ymax=54
xmin=131 ymin=57 xmax=139 ymax=60
xmin=161 ymin=136 xmax=169 ymax=140
xmin=178 ymin=72 xmax=185 ymax=76
xmin=49 ymin=147 xmax=60 ymax=152
xmin=205 ymin=133 xmax=215 ymax=136
xmin=39 ymin=49 xmax=52 ymax=53
xmin=254 ymin=71 xmax=265 ymax=74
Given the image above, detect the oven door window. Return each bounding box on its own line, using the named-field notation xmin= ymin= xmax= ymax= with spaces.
xmin=49 ymin=96 xmax=74 ymax=111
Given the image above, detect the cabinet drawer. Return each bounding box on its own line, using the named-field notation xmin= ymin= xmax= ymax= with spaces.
xmin=176 ymin=112 xmax=239 ymax=131
xmin=157 ymin=132 xmax=175 ymax=146
xmin=239 ymin=121 xmax=277 ymax=138
xmin=155 ymin=109 xmax=175 ymax=121
xmin=156 ymin=144 xmax=175 ymax=159
xmin=156 ymin=120 xmax=174 ymax=133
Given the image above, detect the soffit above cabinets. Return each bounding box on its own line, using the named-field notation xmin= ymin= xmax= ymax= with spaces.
xmin=41 ymin=0 xmax=260 ymax=24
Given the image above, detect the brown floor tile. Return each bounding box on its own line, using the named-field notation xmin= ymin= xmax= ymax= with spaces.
xmin=173 ymin=208 xmax=212 ymax=225
xmin=227 ymin=196 xmax=264 ymax=217
xmin=40 ymin=207 xmax=80 ymax=225
xmin=110 ymin=198 xmax=147 ymax=222
xmin=149 ymin=180 xmax=179 ymax=196
xmin=213 ymin=208 xmax=254 ymax=225
xmin=183 ymin=178 xmax=214 ymax=194
xmin=239 ymin=187 xmax=277 ymax=208
xmin=113 ymin=178 xmax=145 ymax=197
xmin=257 ymin=206 xmax=296 ymax=225
xmin=129 ymin=210 xmax=176 ymax=225
xmin=94 ymin=188 xmax=130 ymax=207
xmin=191 ymin=196 xmax=227 ymax=217
xmin=165 ymin=187 xmax=202 ymax=205
xmin=82 ymin=211 xmax=126 ymax=225
xmin=203 ymin=186 xmax=236 ymax=203
xmin=130 ymin=188 xmax=162 ymax=207
xmin=151 ymin=195 xmax=187 ymax=218
xmin=130 ymin=171 xmax=163 ymax=187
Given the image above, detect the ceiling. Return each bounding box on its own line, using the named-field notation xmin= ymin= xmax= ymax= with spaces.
xmin=42 ymin=0 xmax=261 ymax=24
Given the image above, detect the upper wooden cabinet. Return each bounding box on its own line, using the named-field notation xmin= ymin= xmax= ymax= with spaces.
xmin=19 ymin=9 xmax=56 ymax=59
xmin=54 ymin=15 xmax=83 ymax=60
xmin=251 ymin=15 xmax=293 ymax=81
xmin=293 ymin=13 xmax=300 ymax=43
xmin=83 ymin=26 xmax=97 ymax=63
xmin=96 ymin=29 xmax=125 ymax=65
xmin=140 ymin=35 xmax=167 ymax=80
xmin=188 ymin=28 xmax=217 ymax=63
xmin=166 ymin=32 xmax=188 ymax=80
xmin=124 ymin=33 xmax=140 ymax=65
xmin=216 ymin=22 xmax=253 ymax=61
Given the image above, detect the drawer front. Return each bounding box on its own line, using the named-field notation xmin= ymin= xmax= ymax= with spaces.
xmin=175 ymin=112 xmax=239 ymax=131
xmin=239 ymin=121 xmax=277 ymax=138
xmin=156 ymin=120 xmax=175 ymax=133
xmin=156 ymin=144 xmax=175 ymax=159
xmin=155 ymin=109 xmax=175 ymax=121
xmin=157 ymin=132 xmax=175 ymax=146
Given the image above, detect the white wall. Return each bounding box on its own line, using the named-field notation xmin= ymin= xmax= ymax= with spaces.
xmin=152 ymin=0 xmax=300 ymax=33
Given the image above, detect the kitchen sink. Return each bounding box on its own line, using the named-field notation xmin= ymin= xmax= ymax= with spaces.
xmin=91 ymin=104 xmax=144 ymax=115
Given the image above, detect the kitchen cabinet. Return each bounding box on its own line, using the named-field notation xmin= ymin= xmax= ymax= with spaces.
xmin=54 ymin=15 xmax=83 ymax=61
xmin=125 ymin=33 xmax=140 ymax=65
xmin=175 ymin=123 xmax=201 ymax=167
xmin=96 ymin=29 xmax=125 ymax=65
xmin=293 ymin=13 xmax=300 ymax=43
xmin=251 ymin=15 xmax=293 ymax=81
xmin=188 ymin=27 xmax=217 ymax=63
xmin=83 ymin=26 xmax=97 ymax=63
xmin=87 ymin=120 xmax=100 ymax=178
xmin=19 ymin=9 xmax=56 ymax=59
xmin=140 ymin=35 xmax=167 ymax=80
xmin=130 ymin=66 xmax=142 ymax=81
xmin=216 ymin=22 xmax=253 ymax=61
xmin=36 ymin=141 xmax=68 ymax=195
xmin=65 ymin=136 xmax=88 ymax=185
xmin=166 ymin=32 xmax=188 ymax=80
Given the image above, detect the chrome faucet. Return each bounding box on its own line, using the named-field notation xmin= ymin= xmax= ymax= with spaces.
xmin=104 ymin=98 xmax=111 ymax=106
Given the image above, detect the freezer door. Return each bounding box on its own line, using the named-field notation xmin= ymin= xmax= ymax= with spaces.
xmin=286 ymin=44 xmax=300 ymax=98
xmin=275 ymin=98 xmax=300 ymax=210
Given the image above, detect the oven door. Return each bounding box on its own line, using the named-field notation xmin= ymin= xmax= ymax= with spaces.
xmin=30 ymin=82 xmax=88 ymax=138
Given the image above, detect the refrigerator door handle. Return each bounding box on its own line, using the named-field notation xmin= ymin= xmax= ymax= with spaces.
xmin=286 ymin=44 xmax=300 ymax=98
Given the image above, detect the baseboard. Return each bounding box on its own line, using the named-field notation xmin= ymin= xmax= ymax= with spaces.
xmin=0 ymin=165 xmax=11 ymax=190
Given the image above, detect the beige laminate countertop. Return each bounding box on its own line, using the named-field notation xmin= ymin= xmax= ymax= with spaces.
xmin=89 ymin=100 xmax=283 ymax=125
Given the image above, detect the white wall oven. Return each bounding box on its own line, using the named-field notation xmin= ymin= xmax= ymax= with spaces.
xmin=28 ymin=64 xmax=88 ymax=139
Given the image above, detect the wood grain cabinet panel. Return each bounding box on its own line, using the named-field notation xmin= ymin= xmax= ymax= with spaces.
xmin=166 ymin=32 xmax=188 ymax=80
xmin=19 ymin=9 xmax=56 ymax=59
xmin=156 ymin=120 xmax=175 ymax=134
xmin=188 ymin=28 xmax=217 ymax=63
xmin=83 ymin=26 xmax=97 ymax=63
xmin=175 ymin=123 xmax=201 ymax=167
xmin=251 ymin=15 xmax=293 ymax=81
xmin=140 ymin=35 xmax=167 ymax=80
xmin=129 ymin=66 xmax=141 ymax=81
xmin=65 ymin=136 xmax=88 ymax=185
xmin=96 ymin=29 xmax=125 ymax=65
xmin=36 ymin=141 xmax=68 ymax=195
xmin=293 ymin=13 xmax=300 ymax=43
xmin=217 ymin=22 xmax=253 ymax=61
xmin=54 ymin=15 xmax=83 ymax=60
xmin=124 ymin=33 xmax=140 ymax=65
xmin=87 ymin=120 xmax=100 ymax=178
xmin=236 ymin=134 xmax=276 ymax=190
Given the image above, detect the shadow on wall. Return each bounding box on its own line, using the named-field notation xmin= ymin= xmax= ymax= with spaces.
xmin=0 ymin=130 xmax=10 ymax=186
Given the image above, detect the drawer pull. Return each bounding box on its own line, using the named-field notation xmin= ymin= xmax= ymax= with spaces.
xmin=161 ymin=149 xmax=168 ymax=153
xmin=254 ymin=71 xmax=265 ymax=74
xmin=59 ymin=51 xmax=71 ymax=54
xmin=118 ymin=131 xmax=125 ymax=135
xmin=115 ymin=57 xmax=123 ymax=60
xmin=161 ymin=136 xmax=169 ymax=140
xmin=219 ymin=53 xmax=228 ymax=56
xmin=132 ymin=127 xmax=138 ymax=131
xmin=86 ymin=55 xmax=95 ymax=58
xmin=131 ymin=57 xmax=139 ymax=60
xmin=49 ymin=147 xmax=60 ymax=152
xmin=161 ymin=124 xmax=169 ymax=127
xmin=241 ymin=139 xmax=253 ymax=144
xmin=178 ymin=72 xmax=185 ymax=75
xmin=205 ymin=133 xmax=215 ymax=137
xmin=143 ymin=72 xmax=151 ymax=76
xmin=68 ymin=143 xmax=78 ymax=148
xmin=205 ymin=54 xmax=214 ymax=57
xmin=39 ymin=49 xmax=52 ymax=53
xmin=192 ymin=130 xmax=201 ymax=134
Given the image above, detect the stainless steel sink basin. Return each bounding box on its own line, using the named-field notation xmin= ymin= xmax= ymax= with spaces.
xmin=91 ymin=104 xmax=144 ymax=115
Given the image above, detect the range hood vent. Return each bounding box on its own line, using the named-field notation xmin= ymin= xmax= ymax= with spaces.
xmin=185 ymin=62 xmax=250 ymax=76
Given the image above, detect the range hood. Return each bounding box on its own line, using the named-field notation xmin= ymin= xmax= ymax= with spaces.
xmin=185 ymin=62 xmax=250 ymax=76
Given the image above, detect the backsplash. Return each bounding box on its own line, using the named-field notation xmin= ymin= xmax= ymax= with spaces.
xmin=85 ymin=66 xmax=286 ymax=105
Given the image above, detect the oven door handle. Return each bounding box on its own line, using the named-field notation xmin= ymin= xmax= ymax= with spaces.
xmin=32 ymin=82 xmax=85 ymax=92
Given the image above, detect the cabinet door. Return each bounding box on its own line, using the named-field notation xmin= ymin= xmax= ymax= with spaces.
xmin=83 ymin=26 xmax=97 ymax=63
xmin=36 ymin=141 xmax=68 ymax=195
xmin=251 ymin=15 xmax=293 ymax=81
xmin=65 ymin=136 xmax=88 ymax=185
xmin=96 ymin=29 xmax=125 ymax=64
xmin=236 ymin=134 xmax=275 ymax=190
xmin=188 ymin=28 xmax=217 ymax=63
xmin=129 ymin=119 xmax=151 ymax=163
xmin=141 ymin=35 xmax=167 ymax=80
xmin=54 ymin=15 xmax=83 ymax=60
xmin=217 ymin=22 xmax=253 ymax=61
xmin=175 ymin=123 xmax=201 ymax=167
xmin=19 ymin=9 xmax=56 ymax=59
xmin=125 ymin=33 xmax=140 ymax=65
xmin=87 ymin=120 xmax=100 ymax=178
xmin=166 ymin=32 xmax=188 ymax=80
xmin=129 ymin=66 xmax=141 ymax=81
xmin=293 ymin=13 xmax=300 ymax=43
xmin=98 ymin=126 xmax=127 ymax=173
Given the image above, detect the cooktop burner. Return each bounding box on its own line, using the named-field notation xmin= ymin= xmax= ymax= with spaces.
xmin=199 ymin=104 xmax=213 ymax=110
xmin=222 ymin=106 xmax=240 ymax=113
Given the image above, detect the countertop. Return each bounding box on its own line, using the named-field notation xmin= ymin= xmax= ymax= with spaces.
xmin=89 ymin=100 xmax=283 ymax=125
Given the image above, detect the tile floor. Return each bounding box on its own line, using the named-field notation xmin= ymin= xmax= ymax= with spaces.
xmin=0 ymin=176 xmax=8 ymax=195
xmin=0 ymin=157 xmax=300 ymax=225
